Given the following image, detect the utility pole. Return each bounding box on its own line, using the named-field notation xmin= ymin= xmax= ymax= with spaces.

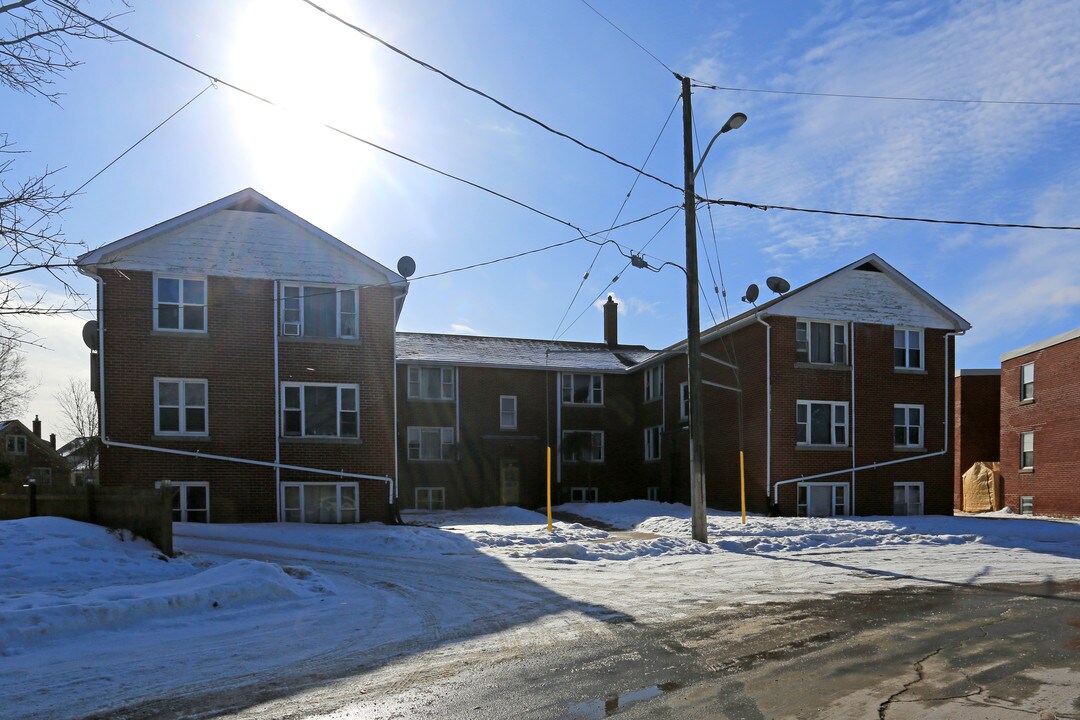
xmin=681 ymin=75 xmax=709 ymax=544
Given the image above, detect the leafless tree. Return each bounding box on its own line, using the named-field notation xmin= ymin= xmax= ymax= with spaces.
xmin=0 ymin=337 xmax=35 ymax=418
xmin=1 ymin=1 xmax=127 ymax=344
xmin=54 ymin=374 xmax=97 ymax=467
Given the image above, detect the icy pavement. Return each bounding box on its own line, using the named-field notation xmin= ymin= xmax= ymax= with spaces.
xmin=2 ymin=504 xmax=1079 ymax=719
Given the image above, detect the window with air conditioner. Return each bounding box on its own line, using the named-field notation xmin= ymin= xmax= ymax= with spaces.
xmin=280 ymin=284 xmax=359 ymax=339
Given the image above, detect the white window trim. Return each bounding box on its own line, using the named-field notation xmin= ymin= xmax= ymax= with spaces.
xmin=679 ymin=382 xmax=689 ymax=422
xmin=561 ymin=373 xmax=604 ymax=406
xmin=154 ymin=378 xmax=209 ymax=436
xmin=893 ymin=481 xmax=924 ymax=516
xmin=280 ymin=283 xmax=360 ymax=339
xmin=893 ymin=404 xmax=924 ymax=448
xmin=644 ymin=425 xmax=662 ymax=461
xmin=570 ymin=487 xmax=598 ymax=503
xmin=6 ymin=434 xmax=26 ymax=454
xmin=1019 ymin=496 xmax=1034 ymax=515
xmin=796 ymin=400 xmax=848 ymax=447
xmin=561 ymin=430 xmax=604 ymax=463
xmin=407 ymin=426 xmax=456 ymax=461
xmin=153 ymin=274 xmax=207 ymax=334
xmin=406 ymin=366 xmax=456 ymax=401
xmin=1020 ymin=431 xmax=1034 ymax=470
xmin=797 ymin=482 xmax=849 ymax=517
xmin=644 ymin=365 xmax=664 ymax=402
xmin=281 ymin=382 xmax=360 ymax=438
xmin=156 ymin=480 xmax=210 ymax=522
xmin=894 ymin=327 xmax=925 ymax=370
xmin=415 ymin=486 xmax=446 ymax=511
xmin=796 ymin=318 xmax=847 ymax=365
xmin=499 ymin=395 xmax=518 ymax=430
xmin=281 ymin=482 xmax=359 ymax=523
xmin=1020 ymin=362 xmax=1035 ymax=401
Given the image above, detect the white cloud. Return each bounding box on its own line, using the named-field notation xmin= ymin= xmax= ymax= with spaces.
xmin=450 ymin=323 xmax=479 ymax=335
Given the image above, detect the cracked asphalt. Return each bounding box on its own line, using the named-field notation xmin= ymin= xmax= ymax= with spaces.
xmin=222 ymin=580 xmax=1080 ymax=720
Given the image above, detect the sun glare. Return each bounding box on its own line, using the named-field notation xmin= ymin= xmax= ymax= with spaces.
xmin=226 ymin=0 xmax=385 ymax=218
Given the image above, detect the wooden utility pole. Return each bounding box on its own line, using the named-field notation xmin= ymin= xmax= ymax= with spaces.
xmin=681 ymin=75 xmax=709 ymax=543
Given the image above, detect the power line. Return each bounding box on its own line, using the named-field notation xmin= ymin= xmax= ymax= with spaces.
xmin=578 ymin=0 xmax=676 ymax=77
xmin=691 ymin=80 xmax=1080 ymax=108
xmin=701 ymin=197 xmax=1080 ymax=231
xmin=297 ymin=0 xmax=682 ymax=193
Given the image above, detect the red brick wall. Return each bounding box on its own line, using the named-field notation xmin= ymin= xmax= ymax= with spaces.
xmin=1000 ymin=335 xmax=1080 ymax=516
xmin=97 ymin=269 xmax=396 ymax=523
xmin=952 ymin=372 xmax=1001 ymax=509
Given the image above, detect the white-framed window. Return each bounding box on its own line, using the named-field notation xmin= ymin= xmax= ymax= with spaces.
xmin=155 ymin=378 xmax=208 ymax=436
xmin=570 ymin=487 xmax=598 ymax=503
xmin=154 ymin=275 xmax=206 ymax=332
xmin=797 ymin=483 xmax=848 ymax=517
xmin=282 ymin=383 xmax=359 ymax=438
xmin=281 ymin=284 xmax=359 ymax=339
xmin=6 ymin=435 xmax=26 ymax=454
xmin=499 ymin=395 xmax=517 ymax=430
xmin=415 ymin=486 xmax=446 ymax=511
xmin=407 ymin=366 xmax=455 ymax=401
xmin=644 ymin=365 xmax=664 ymax=402
xmin=796 ymin=319 xmax=847 ymax=365
xmin=679 ymin=382 xmax=689 ymax=421
xmin=407 ymin=426 xmax=455 ymax=461
xmin=157 ymin=481 xmax=209 ymax=523
xmin=647 ymin=486 xmax=659 ymax=502
xmin=796 ymin=400 xmax=848 ymax=446
xmin=281 ymin=482 xmax=358 ymax=523
xmin=893 ymin=482 xmax=924 ymax=516
xmin=562 ymin=430 xmax=604 ymax=463
xmin=28 ymin=467 xmax=52 ymax=485
xmin=894 ymin=327 xmax=924 ymax=370
xmin=1020 ymin=362 xmax=1034 ymax=401
xmin=562 ymin=373 xmax=603 ymax=405
xmin=644 ymin=425 xmax=662 ymax=461
xmin=893 ymin=404 xmax=924 ymax=448
xmin=1020 ymin=496 xmax=1034 ymax=515
xmin=1020 ymin=431 xmax=1034 ymax=470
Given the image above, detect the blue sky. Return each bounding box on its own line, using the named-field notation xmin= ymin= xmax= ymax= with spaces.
xmin=7 ymin=0 xmax=1079 ymax=441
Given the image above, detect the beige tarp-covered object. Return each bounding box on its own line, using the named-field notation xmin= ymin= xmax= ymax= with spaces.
xmin=962 ymin=461 xmax=1003 ymax=513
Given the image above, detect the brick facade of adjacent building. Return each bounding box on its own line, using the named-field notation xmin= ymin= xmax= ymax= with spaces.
xmin=952 ymin=370 xmax=1001 ymax=509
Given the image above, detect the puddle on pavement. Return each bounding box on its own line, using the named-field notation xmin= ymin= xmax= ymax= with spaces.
xmin=566 ymin=681 xmax=683 ymax=718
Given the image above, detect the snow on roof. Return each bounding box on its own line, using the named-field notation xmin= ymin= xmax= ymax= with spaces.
xmin=396 ymin=332 xmax=659 ymax=372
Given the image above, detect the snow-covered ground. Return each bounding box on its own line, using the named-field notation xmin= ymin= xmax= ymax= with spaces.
xmin=2 ymin=504 xmax=1079 ymax=719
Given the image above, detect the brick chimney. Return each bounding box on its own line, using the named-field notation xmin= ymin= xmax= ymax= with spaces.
xmin=49 ymin=433 xmax=56 ymax=450
xmin=32 ymin=415 xmax=41 ymax=438
xmin=603 ymin=295 xmax=618 ymax=347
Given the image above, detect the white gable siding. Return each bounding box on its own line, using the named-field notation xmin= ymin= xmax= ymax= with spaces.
xmin=97 ymin=210 xmax=388 ymax=286
xmin=772 ymin=269 xmax=956 ymax=329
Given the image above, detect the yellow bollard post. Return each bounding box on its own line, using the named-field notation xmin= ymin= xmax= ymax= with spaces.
xmin=547 ymin=446 xmax=553 ymax=533
xmin=740 ymin=450 xmax=747 ymax=525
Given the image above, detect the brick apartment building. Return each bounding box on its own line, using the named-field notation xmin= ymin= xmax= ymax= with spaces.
xmin=952 ymin=369 xmax=1001 ymax=508
xmin=999 ymin=327 xmax=1080 ymax=517
xmin=76 ymin=189 xmax=407 ymax=523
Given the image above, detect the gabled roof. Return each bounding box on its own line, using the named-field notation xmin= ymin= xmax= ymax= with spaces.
xmin=396 ymin=332 xmax=657 ymax=373
xmin=0 ymin=420 xmax=67 ymax=461
xmin=77 ymin=188 xmax=407 ymax=293
xmin=657 ymin=253 xmax=970 ymax=356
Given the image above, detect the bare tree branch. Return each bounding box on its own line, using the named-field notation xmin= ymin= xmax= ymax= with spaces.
xmin=54 ymin=374 xmax=97 ymax=468
xmin=0 ymin=337 xmax=36 ymax=417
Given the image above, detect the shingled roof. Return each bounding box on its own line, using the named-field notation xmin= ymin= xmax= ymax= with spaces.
xmin=396 ymin=332 xmax=659 ymax=373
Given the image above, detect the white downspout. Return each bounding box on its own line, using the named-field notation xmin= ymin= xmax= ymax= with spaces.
xmin=392 ymin=330 xmax=399 ymax=508
xmin=850 ymin=321 xmax=856 ymax=515
xmin=454 ymin=366 xmax=461 ymax=463
xmin=556 ymin=371 xmax=562 ymax=487
xmin=944 ymin=331 xmax=963 ymax=454
xmin=95 ymin=273 xmax=106 ymax=442
xmin=273 ymin=281 xmax=281 ymax=521
xmin=754 ymin=316 xmax=771 ymax=501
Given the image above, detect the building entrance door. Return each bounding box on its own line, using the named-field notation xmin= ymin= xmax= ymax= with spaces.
xmin=500 ymin=458 xmax=521 ymax=505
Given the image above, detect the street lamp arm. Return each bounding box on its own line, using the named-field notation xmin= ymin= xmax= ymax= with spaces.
xmin=692 ymin=113 xmax=748 ymax=179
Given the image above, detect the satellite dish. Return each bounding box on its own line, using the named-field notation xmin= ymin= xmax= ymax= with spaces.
xmin=397 ymin=256 xmax=416 ymax=278
xmin=766 ymin=276 xmax=790 ymax=295
xmin=82 ymin=320 xmax=99 ymax=351
xmin=741 ymin=283 xmax=759 ymax=304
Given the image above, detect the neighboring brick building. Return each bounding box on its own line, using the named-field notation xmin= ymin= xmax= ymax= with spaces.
xmin=0 ymin=417 xmax=70 ymax=487
xmin=397 ymin=255 xmax=970 ymax=517
xmin=999 ymin=327 xmax=1080 ymax=517
xmin=952 ymin=369 xmax=1001 ymax=508
xmin=76 ymin=189 xmax=408 ymax=523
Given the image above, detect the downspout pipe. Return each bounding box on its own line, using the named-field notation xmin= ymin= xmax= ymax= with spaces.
xmin=754 ymin=315 xmax=772 ymax=503
xmin=273 ymin=280 xmax=281 ymax=521
xmin=850 ymin=321 xmax=856 ymax=515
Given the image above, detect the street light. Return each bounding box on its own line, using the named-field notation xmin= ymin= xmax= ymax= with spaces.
xmin=681 ymin=74 xmax=746 ymax=543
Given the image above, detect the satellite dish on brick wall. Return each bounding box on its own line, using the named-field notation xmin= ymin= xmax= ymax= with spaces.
xmin=766 ymin=276 xmax=790 ymax=295
xmin=741 ymin=283 xmax=759 ymax=304
xmin=82 ymin=321 xmax=99 ymax=351
xmin=397 ymin=256 xmax=416 ymax=278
